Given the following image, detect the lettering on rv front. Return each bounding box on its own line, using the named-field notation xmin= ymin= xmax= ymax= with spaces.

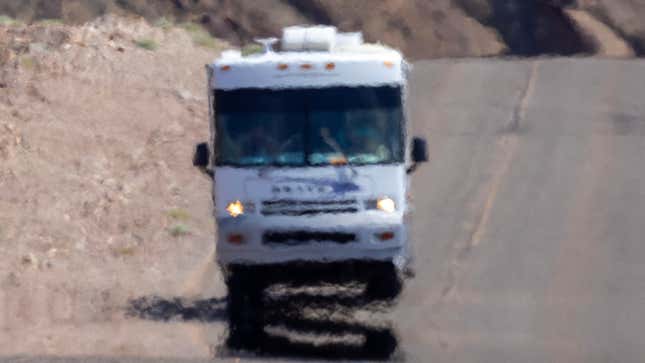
xmin=271 ymin=179 xmax=360 ymax=195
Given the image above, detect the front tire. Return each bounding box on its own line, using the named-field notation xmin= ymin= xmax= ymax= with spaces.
xmin=364 ymin=328 xmax=397 ymax=359
xmin=226 ymin=266 xmax=266 ymax=351
xmin=364 ymin=262 xmax=402 ymax=301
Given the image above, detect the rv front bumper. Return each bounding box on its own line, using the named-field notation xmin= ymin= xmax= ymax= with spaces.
xmin=215 ymin=212 xmax=408 ymax=267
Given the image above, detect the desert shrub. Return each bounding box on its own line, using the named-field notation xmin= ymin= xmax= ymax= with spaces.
xmin=135 ymin=38 xmax=158 ymax=51
xmin=0 ymin=15 xmax=21 ymax=26
xmin=37 ymin=18 xmax=64 ymax=26
xmin=112 ymin=246 xmax=137 ymax=257
xmin=180 ymin=22 xmax=219 ymax=49
xmin=154 ymin=17 xmax=174 ymax=30
xmin=241 ymin=43 xmax=264 ymax=56
xmin=167 ymin=208 xmax=190 ymax=221
xmin=20 ymin=56 xmax=37 ymax=70
xmin=169 ymin=224 xmax=190 ymax=237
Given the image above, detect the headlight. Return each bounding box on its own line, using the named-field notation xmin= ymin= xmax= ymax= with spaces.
xmin=376 ymin=197 xmax=396 ymax=213
xmin=226 ymin=200 xmax=244 ymax=217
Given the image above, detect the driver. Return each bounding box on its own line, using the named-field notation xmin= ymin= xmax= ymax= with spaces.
xmin=238 ymin=124 xmax=278 ymax=160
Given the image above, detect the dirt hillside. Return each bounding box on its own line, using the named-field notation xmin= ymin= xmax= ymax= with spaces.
xmin=577 ymin=0 xmax=645 ymax=55
xmin=6 ymin=0 xmax=645 ymax=58
xmin=1 ymin=16 xmax=229 ymax=356
xmin=1 ymin=0 xmax=508 ymax=59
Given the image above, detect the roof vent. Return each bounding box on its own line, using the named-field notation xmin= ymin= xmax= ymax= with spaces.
xmin=282 ymin=26 xmax=337 ymax=52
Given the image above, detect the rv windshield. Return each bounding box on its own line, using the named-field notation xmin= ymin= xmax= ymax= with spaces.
xmin=215 ymin=86 xmax=403 ymax=167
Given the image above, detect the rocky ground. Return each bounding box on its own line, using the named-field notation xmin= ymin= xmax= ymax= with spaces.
xmin=4 ymin=1 xmax=645 ymax=58
xmin=0 ymin=16 xmax=228 ymax=356
xmin=0 ymin=0 xmax=506 ymax=59
xmin=578 ymin=0 xmax=645 ymax=54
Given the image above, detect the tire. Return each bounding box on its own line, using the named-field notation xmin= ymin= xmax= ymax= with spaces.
xmin=364 ymin=262 xmax=402 ymax=301
xmin=226 ymin=266 xmax=266 ymax=351
xmin=364 ymin=329 xmax=397 ymax=359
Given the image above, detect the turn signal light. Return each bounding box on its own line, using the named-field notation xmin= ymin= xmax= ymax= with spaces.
xmin=383 ymin=61 xmax=394 ymax=68
xmin=227 ymin=233 xmax=245 ymax=244
xmin=377 ymin=231 xmax=395 ymax=241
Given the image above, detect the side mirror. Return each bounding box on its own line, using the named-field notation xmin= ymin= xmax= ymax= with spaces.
xmin=193 ymin=142 xmax=213 ymax=178
xmin=412 ymin=137 xmax=428 ymax=162
xmin=408 ymin=137 xmax=428 ymax=174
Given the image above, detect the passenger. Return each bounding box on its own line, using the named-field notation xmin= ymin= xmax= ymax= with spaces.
xmin=238 ymin=124 xmax=278 ymax=162
xmin=344 ymin=112 xmax=390 ymax=161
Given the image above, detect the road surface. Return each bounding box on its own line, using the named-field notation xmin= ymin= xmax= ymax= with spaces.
xmin=400 ymin=57 xmax=645 ymax=363
xmin=5 ymin=58 xmax=645 ymax=362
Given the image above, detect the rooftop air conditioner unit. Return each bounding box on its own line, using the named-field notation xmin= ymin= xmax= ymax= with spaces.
xmin=282 ymin=26 xmax=337 ymax=52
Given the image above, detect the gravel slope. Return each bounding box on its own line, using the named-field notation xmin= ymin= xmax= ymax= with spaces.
xmin=1 ymin=0 xmax=506 ymax=59
xmin=1 ymin=16 xmax=227 ymax=356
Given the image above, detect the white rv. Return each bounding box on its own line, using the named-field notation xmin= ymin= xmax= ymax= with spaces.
xmin=194 ymin=26 xmax=427 ymax=317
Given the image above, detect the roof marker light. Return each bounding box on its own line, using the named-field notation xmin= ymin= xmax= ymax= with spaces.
xmin=278 ymin=63 xmax=289 ymax=70
xmin=300 ymin=63 xmax=313 ymax=70
xmin=220 ymin=65 xmax=231 ymax=71
xmin=384 ymin=61 xmax=394 ymax=68
xmin=325 ymin=62 xmax=335 ymax=70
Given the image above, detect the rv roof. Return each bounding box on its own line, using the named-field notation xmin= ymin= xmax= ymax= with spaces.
xmin=210 ymin=47 xmax=406 ymax=90
xmin=216 ymin=42 xmax=401 ymax=62
xmin=209 ymin=25 xmax=406 ymax=90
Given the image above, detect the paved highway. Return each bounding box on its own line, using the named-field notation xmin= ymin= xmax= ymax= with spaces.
xmin=7 ymin=58 xmax=645 ymax=362
xmin=400 ymin=58 xmax=645 ymax=363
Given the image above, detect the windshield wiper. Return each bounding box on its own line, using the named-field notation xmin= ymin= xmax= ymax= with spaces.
xmin=319 ymin=128 xmax=357 ymax=176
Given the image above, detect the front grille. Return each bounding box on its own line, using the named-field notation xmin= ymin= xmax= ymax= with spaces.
xmin=263 ymin=231 xmax=356 ymax=245
xmin=261 ymin=199 xmax=359 ymax=216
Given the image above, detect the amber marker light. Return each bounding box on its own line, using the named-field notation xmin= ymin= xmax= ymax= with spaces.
xmin=330 ymin=156 xmax=348 ymax=165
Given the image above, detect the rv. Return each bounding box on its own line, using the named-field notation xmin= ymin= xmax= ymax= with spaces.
xmin=194 ymin=25 xmax=427 ymax=344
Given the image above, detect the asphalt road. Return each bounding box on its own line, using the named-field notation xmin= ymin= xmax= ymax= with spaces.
xmin=6 ymin=58 xmax=645 ymax=362
xmin=400 ymin=57 xmax=645 ymax=363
